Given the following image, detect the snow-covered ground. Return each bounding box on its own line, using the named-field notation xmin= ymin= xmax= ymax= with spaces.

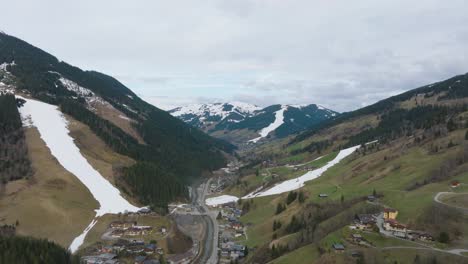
xmin=205 ymin=145 xmax=360 ymax=206
xmin=17 ymin=97 xmax=141 ymax=252
xmin=68 ymin=219 xmax=98 ymax=253
xmin=171 ymin=102 xmax=260 ymax=119
xmin=205 ymin=195 xmax=239 ymax=207
xmin=249 ymin=106 xmax=287 ymax=143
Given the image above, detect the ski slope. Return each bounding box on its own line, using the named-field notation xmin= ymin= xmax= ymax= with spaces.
xmin=17 ymin=97 xmax=142 ymax=252
xmin=206 ymin=195 xmax=239 ymax=207
xmin=205 ymin=145 xmax=360 ymax=206
xmin=249 ymin=106 xmax=287 ymax=143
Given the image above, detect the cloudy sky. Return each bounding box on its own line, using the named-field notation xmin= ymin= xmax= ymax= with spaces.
xmin=2 ymin=0 xmax=468 ymax=111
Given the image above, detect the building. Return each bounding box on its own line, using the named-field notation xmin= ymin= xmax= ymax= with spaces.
xmin=82 ymin=253 xmax=118 ymax=264
xmin=110 ymin=221 xmax=135 ymax=229
xmin=125 ymin=226 xmax=153 ymax=236
xmin=383 ymin=219 xmax=407 ymax=233
xmin=332 ymin=243 xmax=345 ymax=253
xmin=110 ymin=229 xmax=125 ymax=238
xmin=318 ymin=193 xmax=329 ymax=198
xmin=354 ymin=214 xmax=375 ymax=230
xmin=383 ymin=208 xmax=398 ymax=220
xmin=232 ymin=223 xmax=243 ymax=230
xmin=451 ymin=181 xmax=461 ymax=188
xmin=351 ymin=233 xmax=363 ymax=243
xmin=138 ymin=208 xmax=152 ymax=215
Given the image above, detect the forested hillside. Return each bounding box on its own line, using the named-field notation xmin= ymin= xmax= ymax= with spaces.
xmin=0 ymin=94 xmax=32 ymax=185
xmin=232 ymin=73 xmax=468 ymax=263
xmin=292 ymin=72 xmax=468 ymax=146
xmin=0 ymin=32 xmax=234 ymax=207
xmin=0 ymin=235 xmax=80 ymax=264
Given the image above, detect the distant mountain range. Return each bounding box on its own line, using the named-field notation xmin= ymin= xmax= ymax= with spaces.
xmin=169 ymin=102 xmax=338 ymax=144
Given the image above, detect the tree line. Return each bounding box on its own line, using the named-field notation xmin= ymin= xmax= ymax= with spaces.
xmin=0 ymin=235 xmax=80 ymax=264
xmin=0 ymin=94 xmax=32 ymax=186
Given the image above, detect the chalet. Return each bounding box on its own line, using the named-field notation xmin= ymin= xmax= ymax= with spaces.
xmin=451 ymin=181 xmax=461 ymax=188
xmin=125 ymin=226 xmax=152 ymax=236
xmin=419 ymin=233 xmax=434 ymax=242
xmin=351 ymin=233 xmax=363 ymax=243
xmin=383 ymin=208 xmax=398 ymax=220
xmin=144 ymin=244 xmax=157 ymax=255
xmin=100 ymin=245 xmax=113 ymax=253
xmin=221 ymin=250 xmax=229 ymax=258
xmin=354 ymin=214 xmax=375 ymax=230
xmin=112 ymin=242 xmax=126 ymax=253
xmin=130 ymin=239 xmax=145 ymax=246
xmin=134 ymin=255 xmax=146 ymax=264
xmin=367 ymin=195 xmax=376 ymax=202
xmin=109 ymin=221 xmax=135 ymax=229
xmin=82 ymin=253 xmax=118 ymax=264
xmin=318 ymin=193 xmax=329 ymax=198
xmin=156 ymin=247 xmax=164 ymax=255
xmin=127 ymin=245 xmax=144 ymax=254
xmin=232 ymin=223 xmax=243 ymax=230
xmin=234 ymin=230 xmax=244 ymax=237
xmin=332 ymin=243 xmax=345 ymax=253
xmin=393 ymin=230 xmax=407 ymax=239
xmin=233 ymin=244 xmax=246 ymax=252
xmin=230 ymin=251 xmax=240 ymax=260
xmin=111 ymin=229 xmax=124 ymax=238
xmin=138 ymin=208 xmax=152 ymax=215
xmin=383 ymin=219 xmax=407 ymax=233
xmin=142 ymin=260 xmax=160 ymax=264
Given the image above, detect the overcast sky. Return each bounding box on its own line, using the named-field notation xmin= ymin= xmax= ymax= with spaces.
xmin=2 ymin=0 xmax=468 ymax=111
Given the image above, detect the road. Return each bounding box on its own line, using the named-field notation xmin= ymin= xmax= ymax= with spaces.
xmin=191 ymin=179 xmax=219 ymax=264
xmin=434 ymin=191 xmax=468 ymax=213
xmin=375 ymin=212 xmax=468 ymax=257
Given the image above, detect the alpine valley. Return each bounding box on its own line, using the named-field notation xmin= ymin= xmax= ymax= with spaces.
xmin=1 ymin=31 xmax=468 ymax=264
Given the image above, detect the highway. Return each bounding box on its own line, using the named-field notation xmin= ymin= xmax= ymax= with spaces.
xmin=191 ymin=179 xmax=219 ymax=264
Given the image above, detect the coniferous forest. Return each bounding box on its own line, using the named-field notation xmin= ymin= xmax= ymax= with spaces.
xmin=0 ymin=235 xmax=80 ymax=264
xmin=0 ymin=94 xmax=32 ymax=186
xmin=0 ymin=32 xmax=235 ymax=208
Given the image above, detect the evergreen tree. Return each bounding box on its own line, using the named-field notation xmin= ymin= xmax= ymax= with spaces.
xmin=275 ymin=203 xmax=285 ymax=215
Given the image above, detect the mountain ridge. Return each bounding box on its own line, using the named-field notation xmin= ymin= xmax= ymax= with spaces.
xmin=169 ymin=102 xmax=338 ymax=144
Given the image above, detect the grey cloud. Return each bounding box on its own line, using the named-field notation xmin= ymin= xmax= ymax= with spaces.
xmin=1 ymin=0 xmax=467 ymax=112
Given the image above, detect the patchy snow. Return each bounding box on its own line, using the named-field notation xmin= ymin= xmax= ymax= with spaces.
xmin=205 ymin=145 xmax=360 ymax=206
xmin=118 ymin=114 xmax=131 ymax=121
xmin=170 ymin=102 xmax=260 ymax=122
xmin=206 ymin=195 xmax=239 ymax=207
xmin=17 ymin=97 xmax=142 ymax=252
xmin=244 ymin=145 xmax=359 ymax=198
xmin=56 ymin=76 xmax=112 ymax=109
xmin=69 ymin=219 xmax=98 ymax=253
xmin=288 ymin=104 xmax=308 ymax=109
xmin=122 ymin=104 xmax=138 ymax=114
xmin=0 ymin=61 xmax=15 ymax=71
xmin=59 ymin=77 xmax=94 ymax=98
xmin=249 ymin=105 xmax=287 ymax=143
xmin=365 ymin=140 xmax=379 ymax=145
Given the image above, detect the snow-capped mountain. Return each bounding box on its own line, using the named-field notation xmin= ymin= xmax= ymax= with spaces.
xmin=169 ymin=102 xmax=261 ymax=129
xmin=170 ymin=103 xmax=338 ymax=144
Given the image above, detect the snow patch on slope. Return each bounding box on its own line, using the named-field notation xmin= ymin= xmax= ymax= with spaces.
xmin=171 ymin=102 xmax=260 ymax=120
xmin=17 ymin=97 xmax=142 ymax=252
xmin=206 ymin=195 xmax=239 ymax=207
xmin=205 ymin=145 xmax=360 ymax=206
xmin=249 ymin=105 xmax=287 ymax=143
